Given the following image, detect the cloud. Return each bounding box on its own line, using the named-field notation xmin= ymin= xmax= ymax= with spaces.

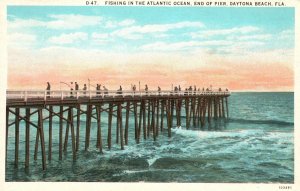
xmin=47 ymin=14 xmax=102 ymax=29
xmin=278 ymin=29 xmax=294 ymax=40
xmin=105 ymin=19 xmax=136 ymax=28
xmin=141 ymin=40 xmax=232 ymax=51
xmin=228 ymin=34 xmax=272 ymax=41
xmin=91 ymin=32 xmax=112 ymax=44
xmin=113 ymin=21 xmax=205 ymax=39
xmin=8 ymin=14 xmax=102 ymax=30
xmin=8 ymin=33 xmax=36 ymax=47
xmin=191 ymin=26 xmax=260 ymax=38
xmin=48 ymin=32 xmax=88 ymax=44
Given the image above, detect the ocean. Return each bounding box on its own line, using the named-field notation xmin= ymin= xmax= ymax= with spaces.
xmin=5 ymin=92 xmax=294 ymax=183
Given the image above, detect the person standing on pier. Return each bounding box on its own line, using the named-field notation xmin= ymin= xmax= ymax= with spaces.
xmin=132 ymin=84 xmax=136 ymax=95
xmin=96 ymin=84 xmax=101 ymax=97
xmin=118 ymin=85 xmax=123 ymax=95
xmin=158 ymin=86 xmax=161 ymax=95
xmin=188 ymin=86 xmax=192 ymax=95
xmin=145 ymin=84 xmax=148 ymax=95
xmin=178 ymin=85 xmax=181 ymax=92
xmin=75 ymin=82 xmax=79 ymax=97
xmin=174 ymin=86 xmax=178 ymax=95
xmin=70 ymin=82 xmax=74 ymax=98
xmin=103 ymin=86 xmax=108 ymax=96
xmin=46 ymin=82 xmax=51 ymax=98
xmin=83 ymin=84 xmax=87 ymax=96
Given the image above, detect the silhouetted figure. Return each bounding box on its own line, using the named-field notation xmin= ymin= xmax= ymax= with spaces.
xmin=70 ymin=82 xmax=74 ymax=97
xmin=83 ymin=84 xmax=87 ymax=96
xmin=103 ymin=86 xmax=108 ymax=96
xmin=96 ymin=84 xmax=102 ymax=97
xmin=194 ymin=85 xmax=197 ymax=95
xmin=74 ymin=82 xmax=79 ymax=97
xmin=219 ymin=88 xmax=222 ymax=91
xmin=118 ymin=85 xmax=123 ymax=95
xmin=145 ymin=84 xmax=148 ymax=95
xmin=178 ymin=85 xmax=181 ymax=91
xmin=70 ymin=88 xmax=74 ymax=98
xmin=188 ymin=86 xmax=192 ymax=95
xmin=46 ymin=82 xmax=51 ymax=98
xmin=202 ymin=87 xmax=205 ymax=91
xmin=184 ymin=88 xmax=188 ymax=95
xmin=206 ymin=88 xmax=210 ymax=91
xmin=158 ymin=86 xmax=161 ymax=95
xmin=174 ymin=86 xmax=178 ymax=95
xmin=132 ymin=84 xmax=136 ymax=96
xmin=75 ymin=82 xmax=79 ymax=90
xmin=226 ymin=88 xmax=228 ymax=91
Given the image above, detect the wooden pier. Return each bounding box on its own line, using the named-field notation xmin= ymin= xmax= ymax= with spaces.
xmin=6 ymin=89 xmax=230 ymax=170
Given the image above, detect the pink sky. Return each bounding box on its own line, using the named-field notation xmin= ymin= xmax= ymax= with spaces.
xmin=7 ymin=51 xmax=293 ymax=91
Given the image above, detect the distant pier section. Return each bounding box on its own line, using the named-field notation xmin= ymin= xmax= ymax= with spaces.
xmin=6 ymin=88 xmax=230 ymax=170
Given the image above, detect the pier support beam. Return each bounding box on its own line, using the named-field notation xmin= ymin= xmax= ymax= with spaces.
xmin=15 ymin=108 xmax=20 ymax=167
xmin=25 ymin=108 xmax=30 ymax=168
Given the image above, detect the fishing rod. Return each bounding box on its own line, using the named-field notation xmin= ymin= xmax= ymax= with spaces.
xmin=60 ymin=81 xmax=72 ymax=88
xmin=88 ymin=78 xmax=99 ymax=88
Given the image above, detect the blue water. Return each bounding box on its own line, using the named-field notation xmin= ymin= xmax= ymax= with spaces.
xmin=5 ymin=92 xmax=294 ymax=182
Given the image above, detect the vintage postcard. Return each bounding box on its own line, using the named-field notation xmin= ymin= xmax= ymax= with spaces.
xmin=0 ymin=0 xmax=299 ymax=190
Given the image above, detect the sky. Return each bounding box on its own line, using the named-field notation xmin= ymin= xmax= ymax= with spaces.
xmin=7 ymin=6 xmax=294 ymax=91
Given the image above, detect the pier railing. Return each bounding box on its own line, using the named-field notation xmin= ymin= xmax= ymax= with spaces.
xmin=6 ymin=90 xmax=231 ymax=101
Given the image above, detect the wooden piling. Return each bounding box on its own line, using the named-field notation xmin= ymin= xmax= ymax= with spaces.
xmin=25 ymin=108 xmax=30 ymax=168
xmin=116 ymin=104 xmax=120 ymax=144
xmin=34 ymin=113 xmax=39 ymax=161
xmin=160 ymin=100 xmax=164 ymax=132
xmin=70 ymin=108 xmax=76 ymax=160
xmin=151 ymin=100 xmax=156 ymax=141
xmin=85 ymin=105 xmax=92 ymax=151
xmin=142 ymin=101 xmax=146 ymax=140
xmin=218 ymin=97 xmax=222 ymax=118
xmin=15 ymin=108 xmax=20 ymax=167
xmin=166 ymin=100 xmax=171 ymax=137
xmin=134 ymin=102 xmax=138 ymax=140
xmin=96 ymin=105 xmax=103 ymax=153
xmin=108 ymin=103 xmax=113 ymax=149
xmin=185 ymin=98 xmax=190 ymax=129
xmin=221 ymin=98 xmax=225 ymax=118
xmin=125 ymin=101 xmax=130 ymax=145
xmin=208 ymin=98 xmax=211 ymax=123
xmin=192 ymin=98 xmax=196 ymax=126
xmin=226 ymin=97 xmax=229 ymax=118
xmin=118 ymin=104 xmax=124 ymax=150
xmin=59 ymin=106 xmax=63 ymax=160
xmin=64 ymin=107 xmax=71 ymax=152
xmin=137 ymin=102 xmax=142 ymax=143
xmin=147 ymin=101 xmax=151 ymax=137
xmin=48 ymin=106 xmax=53 ymax=160
xmin=155 ymin=100 xmax=159 ymax=137
xmin=38 ymin=109 xmax=46 ymax=170
xmin=76 ymin=105 xmax=80 ymax=151
xmin=170 ymin=100 xmax=174 ymax=128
